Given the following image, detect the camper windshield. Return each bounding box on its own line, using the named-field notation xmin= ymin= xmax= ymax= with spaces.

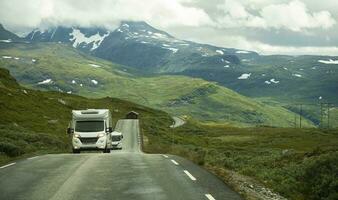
xmin=112 ymin=135 xmax=122 ymax=141
xmin=75 ymin=121 xmax=104 ymax=132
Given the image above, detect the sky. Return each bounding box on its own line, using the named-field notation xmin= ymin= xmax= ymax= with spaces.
xmin=0 ymin=0 xmax=337 ymax=55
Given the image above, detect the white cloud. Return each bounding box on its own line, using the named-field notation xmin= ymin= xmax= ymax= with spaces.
xmin=216 ymin=0 xmax=336 ymax=31
xmin=0 ymin=0 xmax=213 ymax=30
xmin=232 ymin=36 xmax=338 ymax=56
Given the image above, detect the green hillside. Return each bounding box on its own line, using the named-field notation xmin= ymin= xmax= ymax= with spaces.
xmin=0 ymin=67 xmax=172 ymax=164
xmin=0 ymin=42 xmax=313 ymax=127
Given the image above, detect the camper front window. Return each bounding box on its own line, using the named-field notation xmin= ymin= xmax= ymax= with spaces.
xmin=112 ymin=135 xmax=122 ymax=141
xmin=75 ymin=121 xmax=104 ymax=132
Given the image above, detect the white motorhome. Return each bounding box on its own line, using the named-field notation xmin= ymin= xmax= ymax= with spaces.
xmin=67 ymin=109 xmax=113 ymax=153
xmin=111 ymin=131 xmax=123 ymax=150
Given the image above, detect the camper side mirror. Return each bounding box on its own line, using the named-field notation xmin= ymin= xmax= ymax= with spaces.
xmin=67 ymin=128 xmax=74 ymax=134
xmin=107 ymin=127 xmax=113 ymax=133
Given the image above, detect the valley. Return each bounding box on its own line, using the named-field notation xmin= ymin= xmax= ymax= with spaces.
xmin=0 ymin=42 xmax=309 ymax=127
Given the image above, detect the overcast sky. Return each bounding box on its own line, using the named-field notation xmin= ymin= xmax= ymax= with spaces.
xmin=0 ymin=0 xmax=338 ymax=55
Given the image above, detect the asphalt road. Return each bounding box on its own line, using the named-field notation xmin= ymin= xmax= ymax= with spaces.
xmin=170 ymin=116 xmax=186 ymax=128
xmin=0 ymin=119 xmax=242 ymax=200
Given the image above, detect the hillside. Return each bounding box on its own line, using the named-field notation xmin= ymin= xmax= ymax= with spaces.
xmin=0 ymin=24 xmax=20 ymax=42
xmin=0 ymin=42 xmax=313 ymax=127
xmin=24 ymin=21 xmax=338 ymax=107
xmin=0 ymin=67 xmax=172 ymax=164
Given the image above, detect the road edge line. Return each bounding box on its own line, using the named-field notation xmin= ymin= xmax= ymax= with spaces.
xmin=0 ymin=162 xmax=16 ymax=169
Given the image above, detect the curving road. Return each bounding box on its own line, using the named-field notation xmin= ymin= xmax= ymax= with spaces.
xmin=0 ymin=119 xmax=242 ymax=200
xmin=170 ymin=116 xmax=186 ymax=128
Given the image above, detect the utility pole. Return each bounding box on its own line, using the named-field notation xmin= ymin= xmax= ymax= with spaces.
xmin=327 ymin=103 xmax=330 ymax=129
xmin=320 ymin=103 xmax=323 ymax=128
xmin=294 ymin=111 xmax=297 ymax=128
xmin=299 ymin=104 xmax=302 ymax=128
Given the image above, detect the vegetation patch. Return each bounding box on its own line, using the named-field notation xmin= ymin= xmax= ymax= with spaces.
xmin=142 ymin=120 xmax=338 ymax=200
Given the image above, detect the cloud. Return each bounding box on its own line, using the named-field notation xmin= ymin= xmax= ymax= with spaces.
xmin=216 ymin=0 xmax=336 ymax=31
xmin=0 ymin=0 xmax=213 ymax=30
xmin=219 ymin=35 xmax=338 ymax=56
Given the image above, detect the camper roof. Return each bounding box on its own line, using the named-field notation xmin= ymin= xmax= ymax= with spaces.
xmin=72 ymin=109 xmax=110 ymax=120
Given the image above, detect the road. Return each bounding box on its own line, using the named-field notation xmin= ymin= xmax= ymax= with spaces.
xmin=0 ymin=119 xmax=242 ymax=200
xmin=170 ymin=116 xmax=186 ymax=128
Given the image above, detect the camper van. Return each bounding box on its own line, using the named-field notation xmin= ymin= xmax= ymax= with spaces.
xmin=67 ymin=109 xmax=113 ymax=153
xmin=111 ymin=131 xmax=123 ymax=150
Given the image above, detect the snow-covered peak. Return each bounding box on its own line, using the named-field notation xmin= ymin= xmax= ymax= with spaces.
xmin=69 ymin=28 xmax=110 ymax=51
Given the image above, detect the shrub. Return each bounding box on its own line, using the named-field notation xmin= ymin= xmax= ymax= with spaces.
xmin=301 ymin=152 xmax=338 ymax=200
xmin=0 ymin=142 xmax=24 ymax=157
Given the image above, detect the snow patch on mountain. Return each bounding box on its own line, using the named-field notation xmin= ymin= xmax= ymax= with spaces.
xmin=318 ymin=59 xmax=338 ymax=64
xmin=238 ymin=73 xmax=251 ymax=79
xmin=151 ymin=33 xmax=168 ymax=39
xmin=293 ymin=74 xmax=302 ymax=77
xmin=270 ymin=79 xmax=279 ymax=84
xmin=0 ymin=39 xmax=12 ymax=43
xmin=69 ymin=28 xmax=109 ymax=51
xmin=89 ymin=63 xmax=102 ymax=68
xmin=163 ymin=47 xmax=178 ymax=53
xmin=37 ymin=79 xmax=52 ymax=85
xmin=236 ymin=50 xmax=250 ymax=54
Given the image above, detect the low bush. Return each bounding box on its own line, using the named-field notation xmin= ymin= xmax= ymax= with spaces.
xmin=300 ymin=152 xmax=338 ymax=200
xmin=0 ymin=142 xmax=23 ymax=157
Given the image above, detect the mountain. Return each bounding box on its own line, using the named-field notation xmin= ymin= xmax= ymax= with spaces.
xmin=26 ymin=26 xmax=109 ymax=52
xmin=0 ymin=42 xmax=313 ymax=127
xmin=25 ymin=21 xmax=338 ymax=107
xmin=0 ymin=24 xmax=21 ymax=42
xmin=25 ymin=21 xmax=257 ymax=72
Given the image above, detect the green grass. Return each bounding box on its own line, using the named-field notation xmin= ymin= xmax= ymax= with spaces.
xmin=0 ymin=42 xmax=314 ymax=127
xmin=142 ymin=120 xmax=338 ymax=200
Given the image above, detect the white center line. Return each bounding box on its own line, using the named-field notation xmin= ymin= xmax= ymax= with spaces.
xmin=0 ymin=162 xmax=16 ymax=169
xmin=162 ymin=155 xmax=168 ymax=158
xmin=183 ymin=170 xmax=196 ymax=181
xmin=170 ymin=159 xmax=179 ymax=165
xmin=205 ymin=193 xmax=216 ymax=200
xmin=28 ymin=156 xmax=39 ymax=160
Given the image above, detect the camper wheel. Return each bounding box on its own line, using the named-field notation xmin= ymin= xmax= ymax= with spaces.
xmin=103 ymin=148 xmax=110 ymax=153
xmin=72 ymin=149 xmax=80 ymax=154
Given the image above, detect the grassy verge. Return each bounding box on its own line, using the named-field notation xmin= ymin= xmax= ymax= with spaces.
xmin=142 ymin=120 xmax=338 ymax=200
